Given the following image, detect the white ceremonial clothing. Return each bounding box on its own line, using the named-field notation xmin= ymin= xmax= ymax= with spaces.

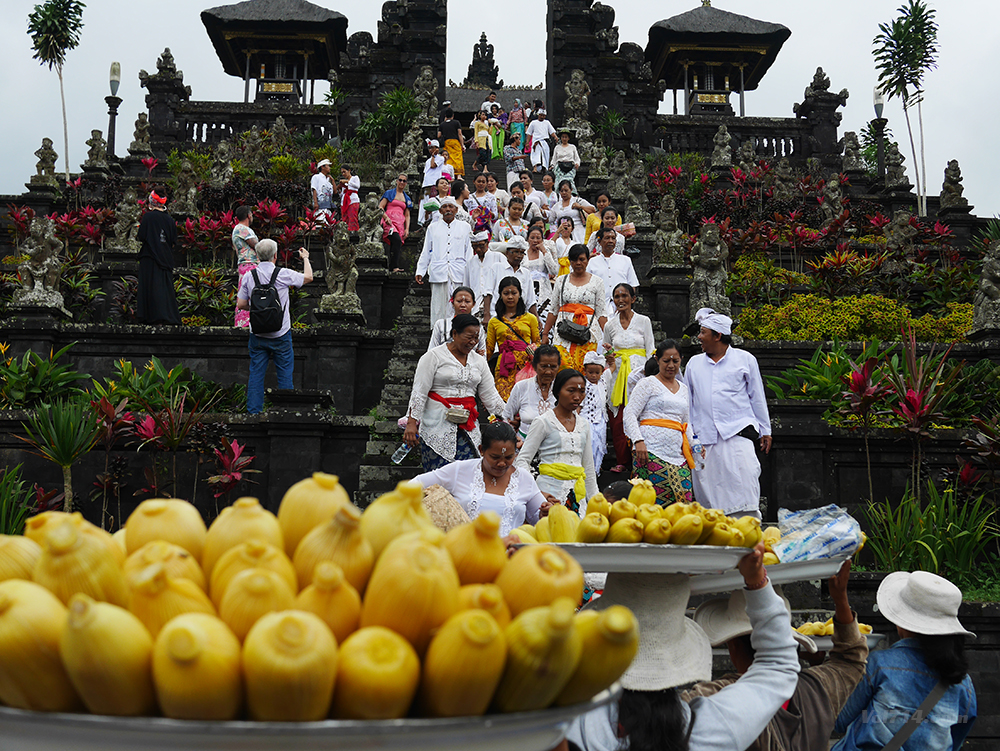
xmin=551 ymin=143 xmax=581 ymax=169
xmin=523 ymin=188 xmax=546 ymax=215
xmin=492 ymin=217 xmax=530 ymax=243
xmin=623 ymin=378 xmax=694 ymax=466
xmin=427 ymin=316 xmax=487 ymax=355
xmin=407 ymin=345 xmax=506 ymax=463
xmin=490 ymin=189 xmax=510 ymax=212
xmin=526 ymin=119 xmax=556 ymax=169
xmin=414 ymin=459 xmax=544 ymax=535
xmin=540 ymin=190 xmax=559 ymax=213
xmin=602 ymin=313 xmax=655 ymax=386
xmin=422 ymin=154 xmax=446 ymax=187
xmin=462 ymin=249 xmax=506 ymax=317
xmin=581 ymin=371 xmax=612 ymax=474
xmin=586 ymin=231 xmax=625 ymax=255
xmin=549 ymin=274 xmax=606 ymax=350
xmin=693 ymin=436 xmax=761 ymax=516
xmin=587 ymin=252 xmax=639 ymax=308
xmin=502 ymin=377 xmax=556 ymax=439
xmin=549 ymin=199 xmax=593 ymax=244
xmin=485 ymin=260 xmax=538 ymax=318
xmin=515 ymin=409 xmax=598 ymax=507
xmin=523 ymin=245 xmax=559 ymax=315
xmin=417 ymin=218 xmax=474 ymax=328
xmin=555 ymin=236 xmax=574 ymax=264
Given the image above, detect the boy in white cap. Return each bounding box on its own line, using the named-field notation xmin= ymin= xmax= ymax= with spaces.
xmin=422 ymin=140 xmax=446 ymax=198
xmin=685 ymin=307 xmax=772 ymax=518
xmin=310 ymin=159 xmax=335 ymax=224
xmin=581 ymin=350 xmax=612 ymax=475
xmin=416 ymin=196 xmax=474 ymax=328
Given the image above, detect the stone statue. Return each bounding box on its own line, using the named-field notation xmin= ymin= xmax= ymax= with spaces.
xmin=109 ymin=188 xmax=142 ymax=253
xmin=84 ymin=130 xmax=108 ymax=169
xmin=563 ymin=69 xmax=591 ymax=123
xmin=653 ymin=195 xmax=685 ymax=265
xmin=270 ymin=116 xmax=292 ymax=153
xmin=574 ymin=120 xmax=595 ymax=165
xmin=14 ymin=216 xmax=66 ymax=310
xmin=973 ymin=241 xmax=1000 ymax=333
xmin=711 ymin=125 xmax=731 ymax=168
xmin=590 ymin=137 xmax=610 ymax=178
xmin=608 ymin=150 xmax=629 ymax=200
xmin=736 ymin=140 xmax=756 ymax=175
xmin=319 ymin=221 xmax=364 ymax=317
xmin=31 ymin=138 xmax=59 ymax=187
xmin=129 ymin=112 xmax=152 ymax=154
xmin=884 ymin=142 xmax=908 ymax=190
xmin=242 ymin=126 xmax=266 ymax=173
xmin=818 ymin=176 xmax=844 ymax=228
xmin=172 ymin=159 xmax=199 ymax=215
xmin=384 ymin=122 xmax=424 ymax=185
xmin=210 ymin=139 xmax=234 ymax=188
xmin=689 ymin=222 xmax=731 ymax=320
xmin=881 ymin=209 xmax=918 ymax=276
xmin=624 ymin=159 xmax=651 ymax=226
xmin=842 ymin=131 xmax=862 ymax=172
xmin=357 ymin=192 xmax=387 ymax=259
xmin=413 ymin=65 xmax=439 ymax=126
xmin=772 ymin=158 xmax=796 ymax=202
xmin=940 ymin=159 xmax=969 ymax=210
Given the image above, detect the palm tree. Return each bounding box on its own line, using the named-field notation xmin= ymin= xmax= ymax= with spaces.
xmin=873 ymin=0 xmax=938 ymax=216
xmin=27 ymin=0 xmax=86 ymax=186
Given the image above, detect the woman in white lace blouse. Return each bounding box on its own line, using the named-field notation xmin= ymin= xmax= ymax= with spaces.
xmin=414 ymin=422 xmax=549 ymax=540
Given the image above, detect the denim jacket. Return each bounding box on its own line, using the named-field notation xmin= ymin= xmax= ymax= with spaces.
xmin=832 ymin=638 xmax=976 ymax=751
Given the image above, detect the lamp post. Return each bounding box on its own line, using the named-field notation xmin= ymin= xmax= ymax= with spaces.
xmin=872 ymin=86 xmax=887 ymax=187
xmin=106 ymin=62 xmax=122 ymax=159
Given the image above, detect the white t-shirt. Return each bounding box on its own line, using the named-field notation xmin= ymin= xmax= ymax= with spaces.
xmin=423 ymin=154 xmax=446 ymax=187
xmin=311 ymin=173 xmax=334 ymax=209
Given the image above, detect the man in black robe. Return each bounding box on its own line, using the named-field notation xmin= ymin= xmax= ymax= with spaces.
xmin=136 ymin=186 xmax=181 ymax=325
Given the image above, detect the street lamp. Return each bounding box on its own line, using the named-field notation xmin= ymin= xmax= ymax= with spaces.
xmin=872 ymin=86 xmax=887 ymax=186
xmin=106 ymin=62 xmax=122 ymax=159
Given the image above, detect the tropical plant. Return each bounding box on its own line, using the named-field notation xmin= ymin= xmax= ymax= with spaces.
xmin=0 ymin=465 xmax=34 ymax=535
xmin=91 ymin=396 xmax=133 ymax=528
xmin=26 ymin=0 xmax=86 ymax=184
xmin=873 ymin=0 xmax=939 ymax=215
xmin=206 ymin=437 xmax=259 ymax=512
xmin=175 ymin=266 xmax=234 ymax=325
xmin=838 ymin=356 xmax=893 ymax=503
xmin=17 ymin=397 xmax=100 ymax=512
xmin=765 ymin=341 xmax=855 ymax=401
xmin=595 ymin=109 xmax=626 ymax=143
xmin=0 ymin=342 xmax=90 ymax=409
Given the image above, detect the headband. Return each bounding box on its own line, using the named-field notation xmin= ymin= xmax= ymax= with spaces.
xmin=149 ymin=191 xmax=167 ymax=205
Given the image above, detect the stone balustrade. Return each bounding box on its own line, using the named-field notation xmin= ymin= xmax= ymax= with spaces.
xmin=177 ymin=101 xmax=339 ymax=145
xmin=652 ymin=114 xmax=811 ymax=164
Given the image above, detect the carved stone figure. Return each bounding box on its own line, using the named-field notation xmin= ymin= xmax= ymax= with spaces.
xmin=573 ymin=120 xmax=595 ymax=164
xmin=939 ymin=159 xmax=969 ymax=210
xmin=842 ymin=131 xmax=862 ymax=172
xmin=711 ymin=125 xmax=731 ymax=168
xmin=270 ymin=116 xmax=292 ymax=153
xmin=973 ymin=241 xmax=1000 ymax=334
xmin=624 ymin=159 xmax=651 ymax=226
xmin=357 ymin=192 xmax=387 ymax=259
xmin=241 ymin=126 xmax=266 ymax=173
xmin=590 ymin=137 xmax=610 ymax=178
xmin=563 ymin=69 xmax=591 ymax=123
xmin=84 ymin=130 xmax=108 ymax=169
xmin=110 ymin=188 xmax=142 ymax=253
xmin=818 ymin=176 xmax=844 ymax=228
xmin=772 ymin=158 xmax=796 ymax=203
xmin=737 ymin=140 xmax=756 ymax=175
xmin=129 ymin=113 xmax=152 ymax=154
xmin=608 ymin=150 xmax=629 ymax=200
xmin=885 ymin=209 xmax=917 ymax=254
xmin=689 ymin=222 xmax=731 ymax=320
xmin=384 ymin=122 xmax=424 ymax=185
xmin=884 ymin=142 xmax=909 ymax=190
xmin=463 ymin=34 xmax=502 ymax=88
xmin=413 ymin=65 xmax=439 ymax=125
xmin=14 ymin=216 xmax=66 ymax=310
xmin=172 ymin=159 xmax=199 ymax=215
xmin=653 ymin=195 xmax=685 ymax=266
xmin=31 ymin=138 xmax=59 ymax=187
xmin=319 ymin=222 xmax=363 ymax=316
xmin=210 ymin=139 xmax=234 ymax=188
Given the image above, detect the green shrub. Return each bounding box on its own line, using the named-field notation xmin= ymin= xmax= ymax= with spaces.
xmin=268 ymin=154 xmax=307 ymax=182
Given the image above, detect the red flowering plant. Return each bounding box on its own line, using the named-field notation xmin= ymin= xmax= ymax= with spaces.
xmin=140 ymin=157 xmax=158 ymax=177
xmin=206 ymin=437 xmax=260 ymax=510
xmin=6 ymin=204 xmax=35 ymax=248
xmin=837 ymin=350 xmax=893 ymax=502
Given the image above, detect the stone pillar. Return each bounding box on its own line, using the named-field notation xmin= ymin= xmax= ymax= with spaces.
xmin=792 ymin=68 xmax=848 ymax=175
xmin=138 ymin=48 xmax=192 ymax=157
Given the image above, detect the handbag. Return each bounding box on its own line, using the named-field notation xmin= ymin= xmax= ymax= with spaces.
xmin=555 ymin=276 xmax=594 ymax=345
xmin=558 ymin=160 xmax=574 ymax=172
xmin=445 ymin=407 xmax=471 ymax=424
xmin=497 ymin=317 xmax=537 ymax=381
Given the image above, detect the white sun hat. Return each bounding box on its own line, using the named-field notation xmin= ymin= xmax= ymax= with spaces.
xmin=694 ymin=587 xmax=817 ymax=653
xmin=585 ymin=573 xmax=711 ymax=691
xmin=876 ymin=571 xmax=975 ymax=638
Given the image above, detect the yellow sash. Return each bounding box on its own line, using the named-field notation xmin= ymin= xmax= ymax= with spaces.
xmin=610 ymin=349 xmax=647 ymax=408
xmin=539 ymin=462 xmax=587 ymax=501
xmin=557 ymin=256 xmax=571 ymax=276
xmin=639 ymin=419 xmax=695 ymax=469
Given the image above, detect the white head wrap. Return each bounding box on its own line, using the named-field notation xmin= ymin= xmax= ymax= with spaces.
xmin=583 ymin=351 xmax=605 ymax=368
xmin=438 ymin=196 xmax=459 ymax=208
xmin=695 ymin=307 xmax=733 ymax=336
xmin=471 ymin=231 xmax=490 ymax=243
xmin=507 ymin=236 xmax=529 ymax=251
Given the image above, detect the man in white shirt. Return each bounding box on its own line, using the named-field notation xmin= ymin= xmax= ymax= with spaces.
xmin=587 ymin=227 xmax=639 ymax=308
xmin=685 ymin=308 xmax=772 ymax=519
xmin=416 ymin=197 xmax=474 ymax=328
xmin=482 ymin=237 xmax=538 ymax=322
xmin=525 ymin=109 xmax=557 ymax=172
xmin=480 ymin=91 xmax=499 ymax=115
xmin=310 ymin=159 xmax=335 ymax=224
xmin=462 ymin=230 xmax=505 ymax=319
xmin=422 ymin=140 xmax=446 ymax=196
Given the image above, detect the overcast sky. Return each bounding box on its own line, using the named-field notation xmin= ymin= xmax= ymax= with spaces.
xmin=2 ymin=0 xmax=995 ymax=217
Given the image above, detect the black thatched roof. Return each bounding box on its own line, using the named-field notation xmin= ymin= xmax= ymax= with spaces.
xmin=645 ymin=4 xmax=790 ymax=91
xmin=201 ymin=0 xmax=348 ymax=78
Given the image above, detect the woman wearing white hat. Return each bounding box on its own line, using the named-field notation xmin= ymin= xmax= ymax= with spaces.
xmin=832 ymin=570 xmax=977 ymax=751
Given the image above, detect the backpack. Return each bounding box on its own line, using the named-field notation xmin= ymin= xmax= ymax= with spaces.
xmin=249 ymin=267 xmax=284 ymax=334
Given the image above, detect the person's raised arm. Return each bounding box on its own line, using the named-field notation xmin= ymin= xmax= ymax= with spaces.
xmin=299 ymin=248 xmax=313 ymax=284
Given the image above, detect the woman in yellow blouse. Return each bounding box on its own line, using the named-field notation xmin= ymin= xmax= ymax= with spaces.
xmin=487 ymin=276 xmax=540 ymax=400
xmin=584 ymin=191 xmax=621 ymax=243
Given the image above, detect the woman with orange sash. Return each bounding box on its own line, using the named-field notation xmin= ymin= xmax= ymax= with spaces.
xmin=623 ymin=339 xmax=697 ymax=504
xmin=541 ymin=243 xmax=607 ymax=373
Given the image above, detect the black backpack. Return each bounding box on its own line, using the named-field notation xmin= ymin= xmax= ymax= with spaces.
xmin=249 ymin=267 xmax=284 ymax=334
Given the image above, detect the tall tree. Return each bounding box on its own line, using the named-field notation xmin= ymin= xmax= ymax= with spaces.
xmin=27 ymin=0 xmax=86 ymax=186
xmin=873 ymin=0 xmax=938 ymax=216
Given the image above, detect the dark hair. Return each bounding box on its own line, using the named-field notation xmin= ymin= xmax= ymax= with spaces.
xmin=701 ymin=327 xmax=732 ymax=346
xmin=508 ymin=196 xmax=525 ymax=207
xmin=443 ymin=108 xmax=454 ymax=118
xmin=480 ymin=421 xmax=517 ymax=451
xmin=553 ymin=368 xmax=585 ymax=401
xmin=542 ymin=170 xmax=556 ymax=182
xmin=602 ymin=481 xmax=634 ymax=503
xmin=451 ymin=286 xmax=475 ymax=303
xmin=518 ymin=170 xmax=532 ymax=180
xmin=450 ymin=313 xmax=480 ymax=337
xmin=613 ymin=282 xmax=636 ymax=299
xmin=655 ymin=339 xmax=681 ymax=360
xmin=617 ymin=689 xmax=693 ymax=751
xmin=558 ymin=179 xmax=573 ymax=193
xmin=235 ymin=205 xmax=252 ymax=222
xmin=643 ymin=357 xmax=660 ymax=377
xmin=567 ymin=243 xmax=589 ymax=262
xmin=340 ymin=165 xmax=352 ymax=174
xmin=532 ymin=344 xmax=561 ymax=367
xmin=451 ymin=179 xmax=468 ymax=198
xmin=527 ymin=225 xmax=545 ymax=240
xmin=490 ymin=91 xmax=497 ymax=97
xmin=594 ymin=190 xmax=612 ymax=204
xmin=596 ymin=226 xmax=617 ymax=242
xmin=474 ymin=172 xmax=487 ymax=182
xmin=494 ymin=276 xmax=527 ymax=318
xmin=601 ymin=206 xmax=618 ymax=220
xmin=510 ymin=182 xmax=524 ymax=194
xmin=484 ymin=171 xmax=496 ymax=181
xmin=917 ymin=634 xmax=969 ymax=685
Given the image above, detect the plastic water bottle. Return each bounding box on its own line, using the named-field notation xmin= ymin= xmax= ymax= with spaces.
xmin=391 ymin=443 xmax=412 ymax=464
xmin=691 ymin=436 xmax=705 ymax=471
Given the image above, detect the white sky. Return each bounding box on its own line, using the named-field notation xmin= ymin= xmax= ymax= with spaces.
xmin=1 ymin=1 xmax=995 ymax=216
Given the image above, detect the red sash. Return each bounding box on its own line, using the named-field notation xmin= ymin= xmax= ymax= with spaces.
xmin=497 ymin=339 xmax=528 ymax=378
xmin=428 ymin=392 xmax=478 ymax=432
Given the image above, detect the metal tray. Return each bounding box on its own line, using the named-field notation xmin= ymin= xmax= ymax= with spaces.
xmin=538 ymin=543 xmax=748 ymax=574
xmin=689 ymin=556 xmax=849 ymax=595
xmin=806 ymin=633 xmax=886 ymax=651
xmin=0 ymin=684 xmax=620 ymax=751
